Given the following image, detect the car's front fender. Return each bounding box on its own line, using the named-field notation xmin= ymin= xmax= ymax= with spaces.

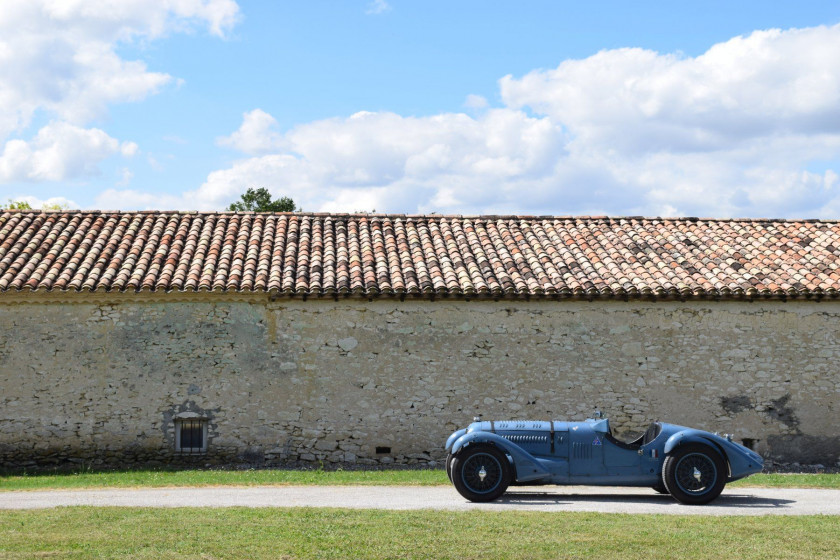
xmin=445 ymin=429 xmax=467 ymax=452
xmin=451 ymin=431 xmax=551 ymax=482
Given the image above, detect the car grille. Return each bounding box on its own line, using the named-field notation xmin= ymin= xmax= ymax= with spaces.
xmin=573 ymin=442 xmax=592 ymax=459
xmin=503 ymin=434 xmax=549 ymax=444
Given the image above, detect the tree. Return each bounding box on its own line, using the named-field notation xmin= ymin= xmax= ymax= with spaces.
xmin=1 ymin=199 xmax=71 ymax=211
xmin=41 ymin=202 xmax=70 ymax=211
xmin=228 ymin=188 xmax=297 ymax=212
xmin=1 ymin=200 xmax=32 ymax=210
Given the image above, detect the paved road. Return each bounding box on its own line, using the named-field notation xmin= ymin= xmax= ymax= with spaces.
xmin=2 ymin=486 xmax=838 ymax=515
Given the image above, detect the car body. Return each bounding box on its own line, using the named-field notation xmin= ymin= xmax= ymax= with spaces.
xmin=444 ymin=414 xmax=763 ymax=504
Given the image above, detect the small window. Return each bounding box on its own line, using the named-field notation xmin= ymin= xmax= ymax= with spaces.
xmin=175 ymin=418 xmax=208 ymax=453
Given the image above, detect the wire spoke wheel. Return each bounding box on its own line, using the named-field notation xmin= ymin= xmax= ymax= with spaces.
xmin=450 ymin=444 xmax=511 ymax=502
xmin=674 ymin=453 xmax=717 ymax=494
xmin=662 ymin=443 xmax=727 ymax=505
xmin=461 ymin=452 xmax=502 ymax=494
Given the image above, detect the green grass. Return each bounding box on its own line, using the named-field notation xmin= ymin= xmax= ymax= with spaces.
xmin=1 ymin=468 xmax=838 ymax=491
xmin=0 ymin=468 xmax=447 ymax=491
xmin=731 ymin=473 xmax=840 ymax=489
xmin=0 ymin=507 xmax=837 ymax=559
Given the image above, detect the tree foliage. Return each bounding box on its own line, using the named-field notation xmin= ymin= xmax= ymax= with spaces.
xmin=228 ymin=188 xmax=297 ymax=212
xmin=1 ymin=200 xmax=32 ymax=210
xmin=41 ymin=202 xmax=71 ymax=211
xmin=1 ymin=200 xmax=71 ymax=211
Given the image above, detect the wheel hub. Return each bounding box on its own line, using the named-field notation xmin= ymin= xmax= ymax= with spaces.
xmin=461 ymin=452 xmax=503 ymax=494
xmin=674 ymin=452 xmax=717 ymax=495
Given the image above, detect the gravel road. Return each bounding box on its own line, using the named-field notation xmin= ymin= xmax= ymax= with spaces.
xmin=2 ymin=485 xmax=839 ymax=515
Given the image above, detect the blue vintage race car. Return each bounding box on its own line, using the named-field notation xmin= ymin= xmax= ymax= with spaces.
xmin=444 ymin=413 xmax=763 ymax=505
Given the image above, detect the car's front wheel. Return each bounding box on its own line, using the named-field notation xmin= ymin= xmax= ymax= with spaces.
xmin=445 ymin=453 xmax=454 ymax=482
xmin=450 ymin=444 xmax=511 ymax=502
xmin=662 ymin=443 xmax=726 ymax=505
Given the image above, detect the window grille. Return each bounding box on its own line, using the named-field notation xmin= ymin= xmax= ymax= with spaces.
xmin=175 ymin=418 xmax=208 ymax=454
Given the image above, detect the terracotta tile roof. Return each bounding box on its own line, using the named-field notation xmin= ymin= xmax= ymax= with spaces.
xmin=1 ymin=210 xmax=840 ymax=300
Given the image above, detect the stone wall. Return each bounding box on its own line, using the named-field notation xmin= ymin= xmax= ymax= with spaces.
xmin=1 ymin=296 xmax=838 ymax=468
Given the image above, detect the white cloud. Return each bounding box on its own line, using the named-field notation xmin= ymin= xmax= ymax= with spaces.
xmin=116 ymin=23 xmax=840 ymax=218
xmin=185 ymin=109 xmax=566 ymax=213
xmin=464 ymin=94 xmax=489 ymax=110
xmin=217 ymin=109 xmax=286 ymax=154
xmin=492 ymin=24 xmax=840 ymax=217
xmin=121 ymin=142 xmax=140 ymax=157
xmin=0 ymin=0 xmax=239 ymax=138
xmin=0 ymin=122 xmax=136 ymax=182
xmin=499 ymin=25 xmax=840 ymax=155
xmin=95 ymin=188 xmax=188 ymax=210
xmin=366 ymin=0 xmax=391 ymax=15
xmin=0 ymin=0 xmax=239 ymax=183
xmin=117 ymin=167 xmax=134 ymax=187
xmin=1 ymin=195 xmax=79 ymax=210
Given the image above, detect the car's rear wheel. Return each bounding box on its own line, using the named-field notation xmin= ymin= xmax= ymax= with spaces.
xmin=450 ymin=444 xmax=511 ymax=502
xmin=662 ymin=443 xmax=726 ymax=505
xmin=651 ymin=482 xmax=669 ymax=494
xmin=445 ymin=453 xmax=454 ymax=482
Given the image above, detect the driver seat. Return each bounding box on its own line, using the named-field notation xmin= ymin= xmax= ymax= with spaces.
xmin=631 ymin=422 xmax=663 ymax=446
xmin=608 ymin=422 xmax=662 ymax=449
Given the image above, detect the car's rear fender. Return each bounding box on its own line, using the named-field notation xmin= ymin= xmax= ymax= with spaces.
xmin=451 ymin=431 xmax=552 ymax=482
xmin=664 ymin=430 xmax=756 ymax=479
xmin=664 ymin=431 xmax=718 ymax=454
xmin=663 ymin=430 xmax=730 ymax=462
xmin=721 ymin=440 xmax=764 ymax=480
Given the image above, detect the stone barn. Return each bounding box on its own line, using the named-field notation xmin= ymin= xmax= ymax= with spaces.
xmin=1 ymin=210 xmax=838 ymax=469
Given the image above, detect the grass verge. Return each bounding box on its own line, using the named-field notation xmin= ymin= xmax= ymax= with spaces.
xmin=0 ymin=507 xmax=838 ymax=559
xmin=0 ymin=468 xmax=446 ymax=491
xmin=730 ymin=473 xmax=840 ymax=489
xmin=1 ymin=469 xmax=838 ymax=491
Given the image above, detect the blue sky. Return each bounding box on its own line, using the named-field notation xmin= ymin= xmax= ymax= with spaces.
xmin=2 ymin=1 xmax=840 ymax=217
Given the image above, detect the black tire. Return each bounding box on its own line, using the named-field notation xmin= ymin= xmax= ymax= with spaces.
xmin=651 ymin=482 xmax=669 ymax=494
xmin=450 ymin=444 xmax=511 ymax=502
xmin=662 ymin=443 xmax=727 ymax=505
xmin=445 ymin=453 xmax=454 ymax=482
